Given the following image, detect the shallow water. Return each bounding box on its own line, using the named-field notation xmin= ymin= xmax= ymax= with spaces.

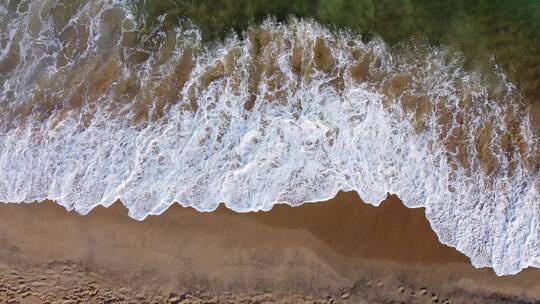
xmin=0 ymin=0 xmax=539 ymax=275
xmin=129 ymin=0 xmax=540 ymax=101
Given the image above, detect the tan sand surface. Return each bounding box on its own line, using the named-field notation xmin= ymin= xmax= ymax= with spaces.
xmin=0 ymin=192 xmax=539 ymax=303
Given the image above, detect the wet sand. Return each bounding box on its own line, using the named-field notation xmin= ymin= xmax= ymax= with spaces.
xmin=0 ymin=192 xmax=539 ymax=303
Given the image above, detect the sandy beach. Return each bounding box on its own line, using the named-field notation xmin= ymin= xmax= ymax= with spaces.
xmin=0 ymin=192 xmax=538 ymax=303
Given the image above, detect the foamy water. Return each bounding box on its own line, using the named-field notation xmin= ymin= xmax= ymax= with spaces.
xmin=0 ymin=0 xmax=539 ymax=275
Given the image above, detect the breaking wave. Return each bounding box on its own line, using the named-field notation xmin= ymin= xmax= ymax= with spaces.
xmin=0 ymin=0 xmax=539 ymax=275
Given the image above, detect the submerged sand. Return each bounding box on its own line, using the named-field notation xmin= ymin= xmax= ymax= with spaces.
xmin=0 ymin=192 xmax=539 ymax=303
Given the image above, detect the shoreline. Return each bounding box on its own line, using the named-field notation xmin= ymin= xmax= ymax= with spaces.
xmin=0 ymin=192 xmax=539 ymax=303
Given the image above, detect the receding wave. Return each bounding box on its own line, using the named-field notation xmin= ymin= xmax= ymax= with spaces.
xmin=0 ymin=0 xmax=539 ymax=275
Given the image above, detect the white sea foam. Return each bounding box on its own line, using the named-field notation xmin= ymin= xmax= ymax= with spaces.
xmin=0 ymin=0 xmax=538 ymax=275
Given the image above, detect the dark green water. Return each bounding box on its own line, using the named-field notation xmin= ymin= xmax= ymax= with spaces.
xmin=130 ymin=0 xmax=540 ymax=101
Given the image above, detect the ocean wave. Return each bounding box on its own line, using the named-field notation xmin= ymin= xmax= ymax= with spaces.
xmin=0 ymin=0 xmax=539 ymax=275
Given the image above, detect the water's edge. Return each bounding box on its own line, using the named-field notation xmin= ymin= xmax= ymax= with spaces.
xmin=3 ymin=187 xmax=537 ymax=277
